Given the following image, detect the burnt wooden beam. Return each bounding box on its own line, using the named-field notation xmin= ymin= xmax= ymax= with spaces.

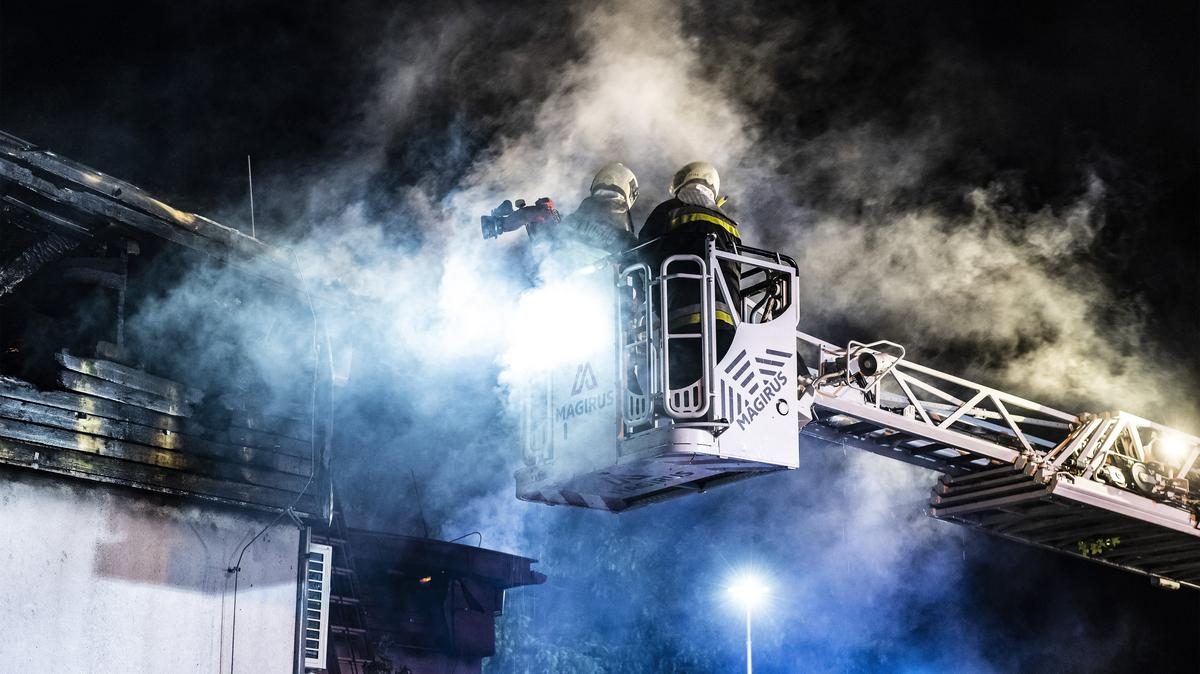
xmin=0 ymin=232 xmax=78 ymax=296
xmin=0 ymin=133 xmax=263 ymax=254
xmin=348 ymin=529 xmax=546 ymax=590
xmin=0 ymin=416 xmax=310 ymax=493
xmin=58 ymin=370 xmax=193 ymax=417
xmin=56 ymin=350 xmax=203 ymax=406
xmin=0 ymin=376 xmax=317 ymax=459
xmin=2 ymin=375 xmax=189 ymax=431
xmin=0 ymin=396 xmax=310 ymax=477
xmin=0 ymin=157 xmax=227 ymax=257
xmin=2 ymin=192 xmax=96 ymax=238
xmin=0 ymin=436 xmax=318 ymax=515
xmin=0 ymin=152 xmax=297 ymax=289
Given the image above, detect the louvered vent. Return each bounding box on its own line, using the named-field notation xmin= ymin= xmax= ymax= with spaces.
xmin=303 ymin=542 xmax=333 ymax=670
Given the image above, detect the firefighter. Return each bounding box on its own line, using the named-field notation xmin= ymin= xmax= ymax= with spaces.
xmin=481 ymin=162 xmax=638 ymax=253
xmin=638 ymin=161 xmax=742 ymax=390
xmin=481 ymin=163 xmax=639 ymax=278
xmin=557 ymin=161 xmax=639 ymax=254
xmin=534 ymin=162 xmax=639 ymax=277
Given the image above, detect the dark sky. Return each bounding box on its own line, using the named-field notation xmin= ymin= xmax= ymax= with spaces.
xmin=2 ymin=1 xmax=1196 ymax=351
xmin=2 ymin=1 xmax=1198 ymax=672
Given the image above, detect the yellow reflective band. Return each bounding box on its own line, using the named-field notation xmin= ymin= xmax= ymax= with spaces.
xmin=670 ymin=212 xmax=742 ymax=240
xmin=668 ymin=310 xmax=736 ymax=327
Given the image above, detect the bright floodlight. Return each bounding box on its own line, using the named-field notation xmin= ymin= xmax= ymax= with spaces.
xmin=1156 ymin=432 xmax=1192 ymax=465
xmin=502 ymin=277 xmax=612 ymax=376
xmin=727 ymin=573 xmax=769 ymax=673
xmin=727 ymin=574 xmax=769 ymax=610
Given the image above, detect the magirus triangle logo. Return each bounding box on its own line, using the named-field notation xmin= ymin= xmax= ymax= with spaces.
xmin=570 ymin=361 xmax=599 ymax=396
xmin=557 ymin=361 xmax=614 ymax=427
xmin=720 ymin=348 xmax=792 ymax=430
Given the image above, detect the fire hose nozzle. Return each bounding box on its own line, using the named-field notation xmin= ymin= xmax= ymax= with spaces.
xmin=480 ymin=198 xmax=560 ymax=240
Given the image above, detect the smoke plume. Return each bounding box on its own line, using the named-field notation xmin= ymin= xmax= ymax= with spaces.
xmin=106 ymin=0 xmax=1197 ymax=670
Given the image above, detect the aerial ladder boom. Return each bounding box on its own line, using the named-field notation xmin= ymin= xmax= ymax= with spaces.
xmin=798 ymin=332 xmax=1200 ymax=589
xmin=512 ymin=236 xmax=1200 ymax=590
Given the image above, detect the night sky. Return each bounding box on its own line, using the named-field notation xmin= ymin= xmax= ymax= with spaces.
xmin=2 ymin=1 xmax=1198 ymax=672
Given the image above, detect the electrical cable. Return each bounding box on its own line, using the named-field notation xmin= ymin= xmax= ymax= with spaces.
xmin=229 ymin=290 xmax=327 ymax=674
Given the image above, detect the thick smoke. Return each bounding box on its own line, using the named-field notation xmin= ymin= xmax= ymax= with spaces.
xmin=791 ymin=174 xmax=1186 ymax=423
xmin=114 ymin=0 xmax=1196 ymax=670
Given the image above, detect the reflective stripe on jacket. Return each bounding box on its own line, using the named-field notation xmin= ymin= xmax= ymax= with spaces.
xmin=639 ymin=198 xmax=742 ymax=248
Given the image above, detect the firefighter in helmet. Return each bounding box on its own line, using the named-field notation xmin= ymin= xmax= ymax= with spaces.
xmin=558 ymin=162 xmax=639 ymax=253
xmin=480 ymin=162 xmax=639 ymax=281
xmin=481 ymin=162 xmax=638 ymax=255
xmin=638 ymin=161 xmax=742 ymax=389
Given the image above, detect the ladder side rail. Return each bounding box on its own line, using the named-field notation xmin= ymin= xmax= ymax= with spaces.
xmin=801 ymin=330 xmax=1076 ymax=464
xmin=892 ymin=358 xmax=1078 ymax=424
xmin=659 ymin=254 xmax=712 ymax=419
xmin=857 ymin=356 xmax=1071 ymax=447
xmin=905 ymin=397 xmax=1071 ymax=433
xmin=891 ymin=372 xmax=936 ymax=425
xmin=857 ymin=374 xmax=1058 ymax=460
xmin=813 ymin=390 xmax=1024 ymax=465
xmin=992 ymin=398 xmax=1037 ymax=454
xmin=911 ymin=399 xmax=1060 ymax=449
xmin=618 ymin=263 xmax=654 ymax=427
xmin=800 ymin=326 xmax=1075 ymax=424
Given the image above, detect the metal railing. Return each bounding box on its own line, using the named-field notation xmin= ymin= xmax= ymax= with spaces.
xmin=799 ymin=331 xmax=1076 ymax=465
xmin=618 ymin=263 xmax=654 ymax=427
xmin=658 ymin=254 xmax=714 ymax=419
xmin=616 ymin=240 xmax=802 ymax=429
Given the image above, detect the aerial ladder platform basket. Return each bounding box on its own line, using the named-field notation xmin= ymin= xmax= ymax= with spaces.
xmin=513 ymin=237 xmax=1200 ymax=590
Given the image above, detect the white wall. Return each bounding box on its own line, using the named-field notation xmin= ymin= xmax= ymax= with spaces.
xmin=0 ymin=465 xmax=301 ymax=674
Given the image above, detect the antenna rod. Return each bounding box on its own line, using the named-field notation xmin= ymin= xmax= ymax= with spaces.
xmin=246 ymin=154 xmax=256 ymax=238
xmin=411 ymin=468 xmax=431 ymax=538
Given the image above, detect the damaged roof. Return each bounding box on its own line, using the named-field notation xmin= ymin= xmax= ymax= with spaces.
xmin=0 ymin=129 xmax=299 ymax=293
xmin=0 ymin=130 xmax=329 ymax=518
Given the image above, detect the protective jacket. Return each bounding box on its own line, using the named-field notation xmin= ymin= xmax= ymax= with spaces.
xmin=553 ymin=194 xmax=636 ymax=253
xmin=638 ymin=198 xmax=743 ymax=387
xmin=638 ymin=198 xmax=742 ymax=328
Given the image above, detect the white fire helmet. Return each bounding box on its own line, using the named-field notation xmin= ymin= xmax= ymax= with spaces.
xmin=590 ymin=162 xmax=640 ymax=210
xmin=669 ymin=161 xmax=720 ymax=199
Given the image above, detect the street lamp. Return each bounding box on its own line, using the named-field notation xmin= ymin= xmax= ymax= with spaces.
xmin=726 ymin=573 xmax=769 ymax=674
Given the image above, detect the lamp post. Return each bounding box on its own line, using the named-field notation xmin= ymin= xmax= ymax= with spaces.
xmin=726 ymin=574 xmax=768 ymax=674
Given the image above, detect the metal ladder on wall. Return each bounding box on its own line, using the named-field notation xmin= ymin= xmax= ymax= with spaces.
xmin=310 ymin=504 xmax=374 ymax=673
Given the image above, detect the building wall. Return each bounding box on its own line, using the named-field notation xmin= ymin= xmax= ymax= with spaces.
xmin=0 ymin=465 xmax=301 ymax=674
